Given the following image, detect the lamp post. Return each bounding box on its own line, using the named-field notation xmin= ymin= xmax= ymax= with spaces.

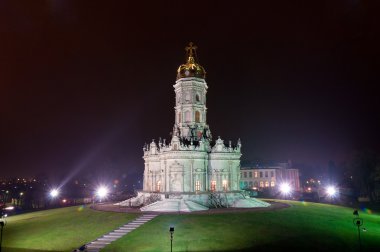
xmin=0 ymin=211 xmax=7 ymax=252
xmin=353 ymin=209 xmax=363 ymax=251
xmin=169 ymin=226 xmax=174 ymax=252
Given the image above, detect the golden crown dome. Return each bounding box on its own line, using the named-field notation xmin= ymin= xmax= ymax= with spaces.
xmin=177 ymin=42 xmax=206 ymax=80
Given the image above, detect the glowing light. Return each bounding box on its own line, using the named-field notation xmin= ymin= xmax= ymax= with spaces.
xmin=50 ymin=189 xmax=59 ymax=198
xmin=96 ymin=186 xmax=109 ymax=199
xmin=280 ymin=183 xmax=291 ymax=195
xmin=62 ymin=199 xmax=67 ymax=203
xmin=326 ymin=186 xmax=337 ymax=197
xmin=4 ymin=206 xmax=14 ymax=210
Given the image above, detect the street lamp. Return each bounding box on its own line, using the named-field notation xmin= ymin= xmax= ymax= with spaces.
xmin=169 ymin=226 xmax=174 ymax=252
xmin=279 ymin=183 xmax=291 ymax=199
xmin=96 ymin=186 xmax=109 ymax=203
xmin=353 ymin=209 xmax=363 ymax=251
xmin=50 ymin=189 xmax=59 ymax=198
xmin=326 ymin=186 xmax=337 ymax=197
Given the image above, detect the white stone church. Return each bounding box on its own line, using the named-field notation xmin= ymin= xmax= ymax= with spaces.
xmin=117 ymin=43 xmax=269 ymax=211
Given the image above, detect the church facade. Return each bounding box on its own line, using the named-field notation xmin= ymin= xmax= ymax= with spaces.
xmin=142 ymin=43 xmax=242 ymax=194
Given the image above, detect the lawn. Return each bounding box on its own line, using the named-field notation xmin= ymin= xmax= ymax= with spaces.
xmin=102 ymin=201 xmax=380 ymax=252
xmin=2 ymin=205 xmax=139 ymax=252
xmin=2 ymin=201 xmax=380 ymax=252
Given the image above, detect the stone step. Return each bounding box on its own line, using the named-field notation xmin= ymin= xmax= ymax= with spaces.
xmin=108 ymin=232 xmax=126 ymax=236
xmin=114 ymin=229 xmax=129 ymax=233
xmin=104 ymin=234 xmax=124 ymax=238
xmin=73 ymin=214 xmax=158 ymax=251
xmin=97 ymin=237 xmax=117 ymax=241
xmin=120 ymin=227 xmax=135 ymax=230
xmin=90 ymin=241 xmax=110 ymax=245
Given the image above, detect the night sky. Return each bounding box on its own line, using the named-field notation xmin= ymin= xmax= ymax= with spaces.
xmin=1 ymin=1 xmax=379 ymax=182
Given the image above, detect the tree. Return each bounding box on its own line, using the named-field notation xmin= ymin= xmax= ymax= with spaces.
xmin=348 ymin=150 xmax=379 ymax=202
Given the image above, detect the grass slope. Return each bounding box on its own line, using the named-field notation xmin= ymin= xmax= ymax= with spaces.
xmin=102 ymin=201 xmax=380 ymax=252
xmin=2 ymin=205 xmax=139 ymax=252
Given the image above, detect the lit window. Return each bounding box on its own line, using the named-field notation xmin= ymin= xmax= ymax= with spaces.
xmin=254 ymin=171 xmax=258 ymax=178
xmin=196 ymin=181 xmax=200 ymax=191
xmin=195 ymin=111 xmax=200 ymax=123
xmin=259 ymin=181 xmax=264 ymax=187
xmin=265 ymin=181 xmax=269 ymax=187
xmin=211 ymin=181 xmax=216 ymax=191
xmin=271 ymin=181 xmax=275 ymax=187
xmin=156 ymin=181 xmax=161 ymax=192
xmin=223 ymin=180 xmax=228 ymax=191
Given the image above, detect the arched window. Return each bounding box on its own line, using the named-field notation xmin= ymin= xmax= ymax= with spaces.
xmin=156 ymin=181 xmax=161 ymax=192
xmin=195 ymin=94 xmax=200 ymax=102
xmin=185 ymin=111 xmax=191 ymax=122
xmin=195 ymin=111 xmax=200 ymax=123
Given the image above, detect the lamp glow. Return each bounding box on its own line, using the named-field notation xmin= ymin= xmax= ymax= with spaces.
xmin=280 ymin=183 xmax=291 ymax=194
xmin=96 ymin=186 xmax=109 ymax=199
xmin=50 ymin=189 xmax=59 ymax=198
xmin=326 ymin=186 xmax=337 ymax=197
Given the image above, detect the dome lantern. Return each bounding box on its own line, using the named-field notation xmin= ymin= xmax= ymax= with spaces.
xmin=176 ymin=42 xmax=206 ymax=80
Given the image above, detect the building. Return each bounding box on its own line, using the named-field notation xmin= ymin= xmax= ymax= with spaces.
xmin=116 ymin=43 xmax=270 ymax=211
xmin=142 ymin=42 xmax=242 ymax=194
xmin=240 ymin=161 xmax=301 ymax=192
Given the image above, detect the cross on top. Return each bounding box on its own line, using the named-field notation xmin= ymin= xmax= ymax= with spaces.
xmin=185 ymin=42 xmax=197 ymax=57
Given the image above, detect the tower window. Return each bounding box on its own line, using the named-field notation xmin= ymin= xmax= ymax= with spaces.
xmin=196 ymin=94 xmax=200 ymax=102
xmin=178 ymin=112 xmax=181 ymax=123
xmin=195 ymin=111 xmax=200 ymax=123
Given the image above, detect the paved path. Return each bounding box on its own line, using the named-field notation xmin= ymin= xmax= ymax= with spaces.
xmin=81 ymin=214 xmax=158 ymax=252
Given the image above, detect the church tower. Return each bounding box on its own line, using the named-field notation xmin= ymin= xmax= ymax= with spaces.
xmin=117 ymin=42 xmax=271 ymax=211
xmin=142 ymin=42 xmax=241 ymax=194
xmin=173 ymin=42 xmax=212 ymax=142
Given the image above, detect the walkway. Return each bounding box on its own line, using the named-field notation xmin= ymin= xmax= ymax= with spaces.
xmin=82 ymin=214 xmax=158 ymax=252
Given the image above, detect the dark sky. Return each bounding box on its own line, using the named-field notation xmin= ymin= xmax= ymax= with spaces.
xmin=1 ymin=1 xmax=379 ymax=182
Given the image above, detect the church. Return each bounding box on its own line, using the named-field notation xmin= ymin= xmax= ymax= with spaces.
xmin=142 ymin=42 xmax=242 ymax=194
xmin=117 ymin=43 xmax=269 ymax=211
